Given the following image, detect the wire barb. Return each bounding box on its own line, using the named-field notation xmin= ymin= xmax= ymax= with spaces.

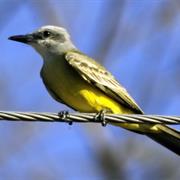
xmin=58 ymin=111 xmax=73 ymax=125
xmin=94 ymin=110 xmax=107 ymax=127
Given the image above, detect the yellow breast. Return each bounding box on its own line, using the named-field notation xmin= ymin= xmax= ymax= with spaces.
xmin=41 ymin=57 xmax=132 ymax=114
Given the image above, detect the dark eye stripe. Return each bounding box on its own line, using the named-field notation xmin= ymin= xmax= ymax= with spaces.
xmin=33 ymin=33 xmax=43 ymax=40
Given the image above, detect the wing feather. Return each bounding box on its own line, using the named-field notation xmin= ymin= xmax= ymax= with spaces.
xmin=65 ymin=51 xmax=143 ymax=114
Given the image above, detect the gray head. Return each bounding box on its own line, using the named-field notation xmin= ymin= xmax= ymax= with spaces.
xmin=9 ymin=25 xmax=76 ymax=57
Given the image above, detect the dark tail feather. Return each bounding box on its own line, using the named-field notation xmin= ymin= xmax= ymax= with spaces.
xmin=146 ymin=125 xmax=180 ymax=155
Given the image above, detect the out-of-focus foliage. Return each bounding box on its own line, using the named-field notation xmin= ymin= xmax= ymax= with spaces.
xmin=0 ymin=0 xmax=179 ymax=179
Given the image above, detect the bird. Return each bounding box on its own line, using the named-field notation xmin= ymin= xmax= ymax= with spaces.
xmin=9 ymin=25 xmax=180 ymax=155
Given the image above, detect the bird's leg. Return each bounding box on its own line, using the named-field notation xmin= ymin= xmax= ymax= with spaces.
xmin=58 ymin=110 xmax=73 ymax=125
xmin=94 ymin=109 xmax=108 ymax=127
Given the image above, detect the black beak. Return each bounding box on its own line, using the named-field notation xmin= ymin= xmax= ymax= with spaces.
xmin=8 ymin=34 xmax=34 ymax=44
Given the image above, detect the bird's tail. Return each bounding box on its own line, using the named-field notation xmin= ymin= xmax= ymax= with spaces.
xmin=146 ymin=124 xmax=180 ymax=155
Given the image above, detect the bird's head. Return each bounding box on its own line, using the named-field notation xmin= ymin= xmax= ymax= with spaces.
xmin=8 ymin=25 xmax=76 ymax=57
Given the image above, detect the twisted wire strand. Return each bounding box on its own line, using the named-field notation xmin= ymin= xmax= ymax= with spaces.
xmin=0 ymin=111 xmax=180 ymax=126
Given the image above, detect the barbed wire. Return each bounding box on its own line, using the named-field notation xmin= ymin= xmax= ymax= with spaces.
xmin=0 ymin=111 xmax=180 ymax=127
xmin=1 ymin=111 xmax=179 ymax=155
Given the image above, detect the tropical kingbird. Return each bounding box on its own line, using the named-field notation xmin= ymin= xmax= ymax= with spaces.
xmin=9 ymin=25 xmax=180 ymax=155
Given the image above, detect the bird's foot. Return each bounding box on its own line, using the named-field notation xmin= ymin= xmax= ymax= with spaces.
xmin=94 ymin=110 xmax=107 ymax=127
xmin=58 ymin=110 xmax=73 ymax=125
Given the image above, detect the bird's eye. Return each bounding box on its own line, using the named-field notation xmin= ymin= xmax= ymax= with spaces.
xmin=43 ymin=30 xmax=51 ymax=38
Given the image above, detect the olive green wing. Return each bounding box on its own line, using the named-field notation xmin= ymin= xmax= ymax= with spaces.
xmin=65 ymin=51 xmax=143 ymax=114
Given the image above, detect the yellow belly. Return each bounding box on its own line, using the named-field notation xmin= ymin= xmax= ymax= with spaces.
xmin=41 ymin=57 xmax=132 ymax=114
xmin=74 ymin=87 xmax=132 ymax=113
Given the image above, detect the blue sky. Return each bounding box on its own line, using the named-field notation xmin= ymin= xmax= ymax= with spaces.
xmin=0 ymin=1 xmax=179 ymax=179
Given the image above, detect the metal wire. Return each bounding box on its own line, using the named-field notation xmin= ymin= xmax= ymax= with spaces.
xmin=0 ymin=111 xmax=180 ymax=126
